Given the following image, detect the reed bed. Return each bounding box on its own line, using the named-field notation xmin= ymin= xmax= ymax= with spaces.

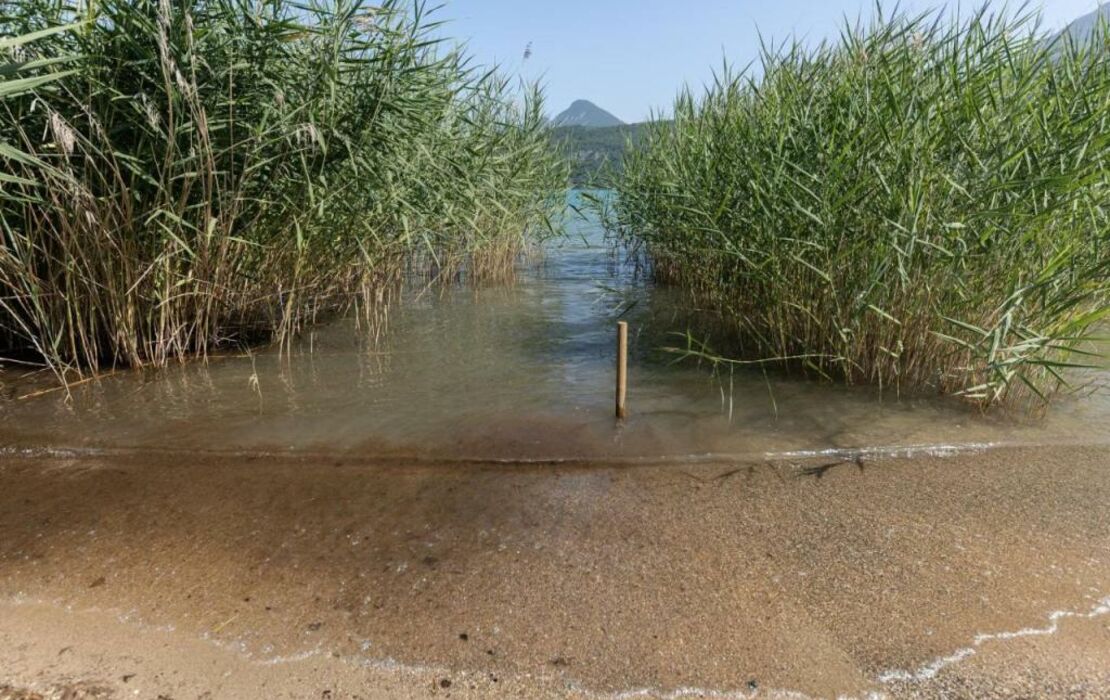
xmin=0 ymin=0 xmax=566 ymax=376
xmin=609 ymin=9 xmax=1110 ymax=407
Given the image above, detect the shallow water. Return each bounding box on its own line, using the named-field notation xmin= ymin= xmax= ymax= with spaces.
xmin=1 ymin=193 xmax=1108 ymax=462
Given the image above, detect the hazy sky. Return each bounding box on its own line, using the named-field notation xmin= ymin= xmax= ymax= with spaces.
xmin=438 ymin=1 xmax=1104 ymax=122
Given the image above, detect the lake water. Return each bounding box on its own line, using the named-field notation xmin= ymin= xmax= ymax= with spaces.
xmin=1 ymin=193 xmax=1107 ymax=463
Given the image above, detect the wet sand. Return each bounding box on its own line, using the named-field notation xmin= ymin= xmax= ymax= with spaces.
xmin=0 ymin=445 xmax=1108 ymax=699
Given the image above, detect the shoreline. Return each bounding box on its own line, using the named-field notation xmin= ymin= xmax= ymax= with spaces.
xmin=2 ymin=593 xmax=1107 ymax=699
xmin=1 ymin=444 xmax=1108 ymax=698
xmin=3 ymin=434 xmax=1110 ymax=470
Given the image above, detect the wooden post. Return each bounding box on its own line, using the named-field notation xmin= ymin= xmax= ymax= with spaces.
xmin=616 ymin=321 xmax=628 ymax=419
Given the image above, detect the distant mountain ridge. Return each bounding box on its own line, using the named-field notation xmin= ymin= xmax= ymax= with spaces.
xmin=552 ymin=123 xmax=643 ymax=184
xmin=1056 ymin=5 xmax=1109 ymax=43
xmin=551 ymin=100 xmax=625 ymax=128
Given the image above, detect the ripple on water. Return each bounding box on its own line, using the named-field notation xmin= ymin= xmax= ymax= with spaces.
xmin=1 ymin=195 xmax=1107 ymax=462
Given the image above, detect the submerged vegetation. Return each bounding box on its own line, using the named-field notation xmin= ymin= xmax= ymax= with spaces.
xmin=610 ymin=9 xmax=1110 ymax=407
xmin=0 ymin=0 xmax=566 ymax=376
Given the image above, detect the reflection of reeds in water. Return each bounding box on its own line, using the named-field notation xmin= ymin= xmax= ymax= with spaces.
xmin=0 ymin=1 xmax=567 ymax=382
xmin=609 ymin=9 xmax=1110 ymax=409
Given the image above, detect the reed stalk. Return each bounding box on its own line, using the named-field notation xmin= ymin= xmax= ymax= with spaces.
xmin=1 ymin=0 xmax=566 ymax=376
xmin=609 ymin=8 xmax=1110 ymax=407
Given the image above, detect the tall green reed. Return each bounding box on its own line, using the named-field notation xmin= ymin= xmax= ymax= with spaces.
xmin=610 ymin=9 xmax=1110 ymax=407
xmin=0 ymin=0 xmax=566 ymax=376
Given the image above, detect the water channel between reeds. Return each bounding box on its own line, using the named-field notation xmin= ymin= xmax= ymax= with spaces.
xmin=1 ymin=194 xmax=1107 ymax=465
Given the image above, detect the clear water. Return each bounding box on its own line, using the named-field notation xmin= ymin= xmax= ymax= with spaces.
xmin=1 ymin=193 xmax=1108 ymax=463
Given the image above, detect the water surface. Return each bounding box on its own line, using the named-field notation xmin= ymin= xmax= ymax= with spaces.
xmin=1 ymin=195 xmax=1107 ymax=462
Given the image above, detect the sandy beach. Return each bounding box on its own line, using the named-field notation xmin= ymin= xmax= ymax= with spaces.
xmin=4 ymin=3 xmax=1110 ymax=699
xmin=0 ymin=444 xmax=1107 ymax=699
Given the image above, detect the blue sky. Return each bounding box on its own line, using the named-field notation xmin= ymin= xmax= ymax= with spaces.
xmin=437 ymin=1 xmax=1104 ymax=123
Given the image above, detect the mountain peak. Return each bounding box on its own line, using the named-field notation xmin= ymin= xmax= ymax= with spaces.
xmin=552 ymin=100 xmax=624 ymax=128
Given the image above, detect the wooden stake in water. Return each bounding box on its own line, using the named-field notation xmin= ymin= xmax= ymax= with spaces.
xmin=616 ymin=321 xmax=628 ymax=419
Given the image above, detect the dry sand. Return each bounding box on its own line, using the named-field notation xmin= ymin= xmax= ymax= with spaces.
xmin=0 ymin=445 xmax=1107 ymax=699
